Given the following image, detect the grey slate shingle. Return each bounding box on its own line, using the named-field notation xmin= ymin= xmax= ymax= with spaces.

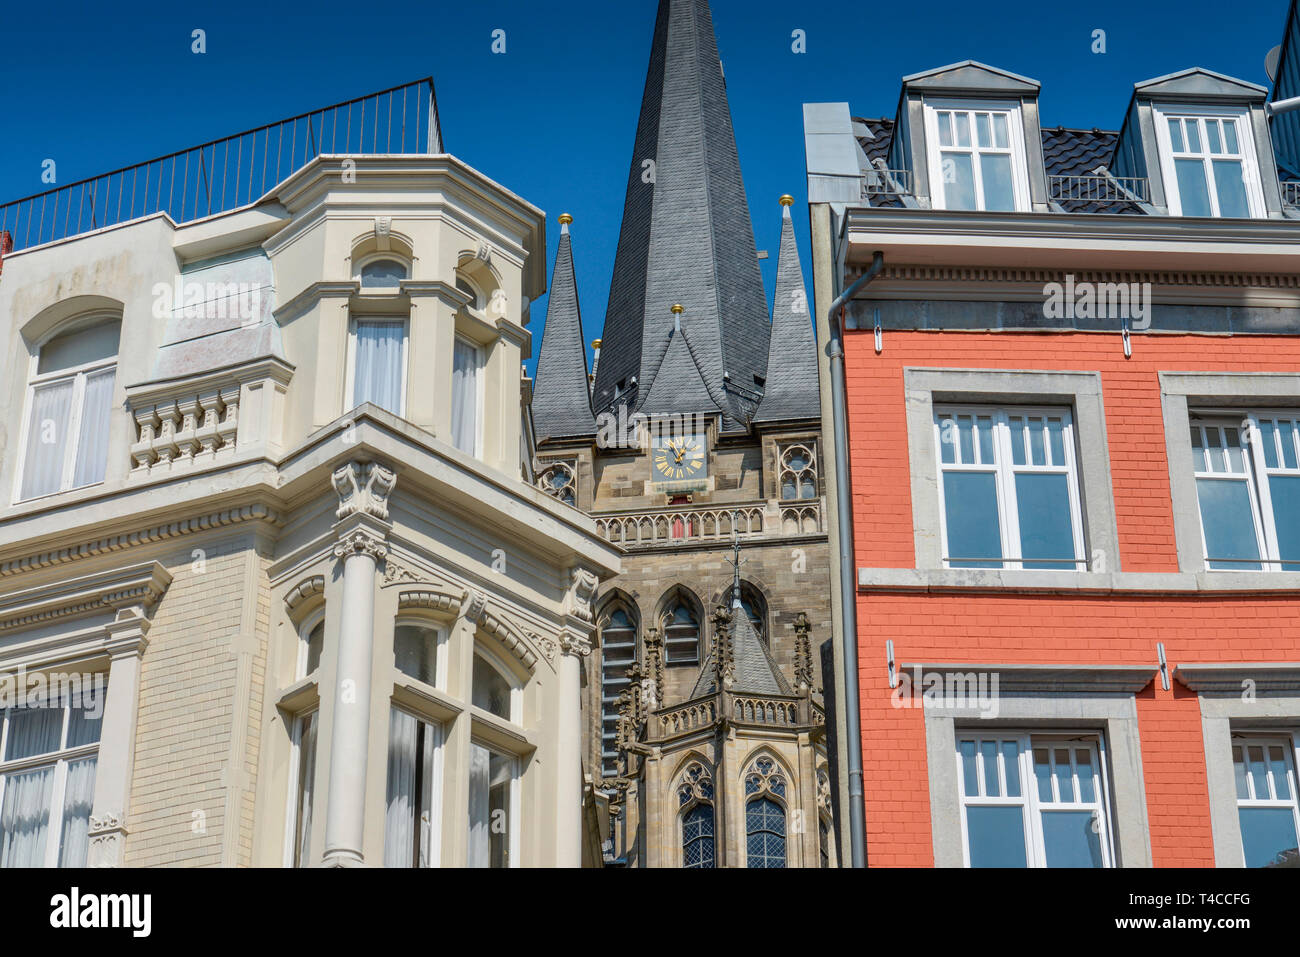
xmin=590 ymin=0 xmax=770 ymax=422
xmin=755 ymin=208 xmax=818 ymax=423
xmin=533 ymin=227 xmax=597 ymax=441
xmin=690 ymin=600 xmax=793 ymax=698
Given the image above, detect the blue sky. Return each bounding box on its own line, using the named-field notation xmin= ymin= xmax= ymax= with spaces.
xmin=0 ymin=0 xmax=1289 ymax=373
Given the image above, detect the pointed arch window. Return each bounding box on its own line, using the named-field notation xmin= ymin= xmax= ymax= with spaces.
xmin=678 ymin=763 xmax=715 ymax=869
xmin=537 ymin=460 xmax=577 ymax=507
xmin=745 ymin=756 xmax=788 ymax=868
xmin=598 ymin=604 xmax=637 ymax=777
xmin=661 ymin=592 xmax=701 ymax=665
xmin=779 ymin=443 xmax=818 ymax=501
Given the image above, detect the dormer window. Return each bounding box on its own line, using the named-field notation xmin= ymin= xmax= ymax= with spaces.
xmin=1153 ymin=106 xmax=1263 ymax=218
xmin=923 ymin=100 xmax=1029 ymax=212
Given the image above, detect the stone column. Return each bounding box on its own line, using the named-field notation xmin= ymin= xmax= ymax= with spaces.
xmin=556 ymin=629 xmax=592 ymax=867
xmin=87 ymin=610 xmax=151 ymax=867
xmin=322 ymin=461 xmax=395 ymax=867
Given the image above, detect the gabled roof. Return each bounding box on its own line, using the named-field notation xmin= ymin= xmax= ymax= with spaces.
xmin=1132 ymin=67 xmax=1268 ymax=101
xmin=900 ymin=60 xmax=1040 ymax=94
xmin=590 ymin=0 xmax=770 ymax=422
xmin=637 ymin=322 xmax=719 ymax=416
xmin=532 ymin=219 xmax=597 ymax=442
xmin=755 ymin=202 xmax=818 ymax=423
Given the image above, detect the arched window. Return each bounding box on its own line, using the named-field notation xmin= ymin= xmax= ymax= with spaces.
xmin=678 ymin=763 xmax=715 ymax=869
xmin=661 ymin=591 xmax=702 ymax=665
xmin=598 ymin=604 xmax=637 ymax=777
xmin=745 ymin=756 xmax=788 ymax=868
xmin=472 ymin=649 xmax=517 ymax=722
xmin=302 ymin=620 xmax=324 ymax=678
xmin=360 ymin=259 xmax=408 ymax=289
xmin=455 ymin=276 xmax=482 ymax=309
xmin=779 ymin=443 xmax=818 ymax=501
xmin=20 ymin=316 xmax=120 ymax=500
xmin=537 ymin=461 xmax=577 ymax=507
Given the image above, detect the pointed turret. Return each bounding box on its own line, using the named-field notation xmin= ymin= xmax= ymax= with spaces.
xmin=533 ymin=214 xmax=598 ymax=442
xmin=755 ymin=196 xmax=818 ymax=423
xmin=591 ymin=0 xmax=771 ymax=421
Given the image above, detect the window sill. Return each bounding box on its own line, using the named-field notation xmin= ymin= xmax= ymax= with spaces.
xmin=859 ymin=566 xmax=1300 ymax=595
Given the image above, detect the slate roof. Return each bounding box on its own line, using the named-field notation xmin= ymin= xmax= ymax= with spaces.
xmin=638 ymin=322 xmax=718 ymax=415
xmin=853 ymin=118 xmax=1146 ymax=214
xmin=754 ymin=207 xmax=818 ymax=422
xmin=532 ymin=225 xmax=597 ymax=442
xmin=691 ymin=600 xmax=793 ymax=698
xmin=590 ymin=0 xmax=771 ymax=422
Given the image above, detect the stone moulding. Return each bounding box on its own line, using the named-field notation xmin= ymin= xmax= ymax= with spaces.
xmin=0 ymin=503 xmax=283 ymax=579
xmin=397 ymin=588 xmax=464 ymax=614
xmin=284 ymin=575 xmax=326 ymax=613
xmin=0 ymin=561 xmax=172 ymax=634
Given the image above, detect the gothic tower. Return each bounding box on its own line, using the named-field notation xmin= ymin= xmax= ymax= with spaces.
xmin=531 ymin=0 xmax=835 ymax=867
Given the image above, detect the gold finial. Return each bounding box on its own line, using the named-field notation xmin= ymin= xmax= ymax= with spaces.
xmin=592 ymin=338 xmax=603 ymax=349
xmin=779 ymin=194 xmax=795 ymax=207
xmin=671 ymin=304 xmax=685 ymax=315
xmin=558 ymin=213 xmax=573 ymax=225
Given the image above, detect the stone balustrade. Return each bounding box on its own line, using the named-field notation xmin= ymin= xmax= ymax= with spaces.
xmin=595 ymin=499 xmax=824 ymax=549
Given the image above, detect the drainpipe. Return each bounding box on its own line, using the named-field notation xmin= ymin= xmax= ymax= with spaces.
xmin=826 ymin=249 xmax=884 ymax=868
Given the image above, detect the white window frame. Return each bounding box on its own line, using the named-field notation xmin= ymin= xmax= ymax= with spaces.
xmin=922 ymin=98 xmax=1031 ymax=212
xmin=15 ymin=326 xmax=119 ymax=503
xmin=467 ymin=737 xmax=521 ymax=869
xmin=282 ymin=707 xmax=318 ymax=868
xmin=384 ymin=704 xmax=445 ymax=869
xmin=933 ymin=405 xmax=1086 ymax=570
xmin=1152 ymin=104 xmax=1265 ymax=218
xmin=1231 ymin=732 xmax=1300 ymax=868
xmin=344 ymin=314 xmax=409 ymax=417
xmin=472 ymin=646 xmax=522 ymax=726
xmin=393 ymin=616 xmax=448 ymax=692
xmin=1190 ymin=410 xmax=1300 ymax=571
xmin=0 ymin=688 xmax=103 ymax=868
xmin=955 ymin=731 xmax=1115 ymax=869
xmin=452 ymin=334 xmax=485 ymax=457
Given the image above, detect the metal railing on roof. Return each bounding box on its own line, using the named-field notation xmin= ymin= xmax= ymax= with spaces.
xmin=861 ymin=167 xmax=914 ymax=199
xmin=0 ymin=77 xmax=441 ymax=254
xmin=1049 ymin=173 xmax=1149 ymax=205
xmin=1280 ymin=181 xmax=1300 ymax=209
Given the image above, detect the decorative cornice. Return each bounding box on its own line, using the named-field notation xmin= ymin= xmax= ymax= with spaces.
xmin=284 ymin=575 xmax=325 ymax=612
xmin=0 ymin=562 xmax=172 ymax=634
xmin=1174 ymin=663 xmax=1300 ymax=694
xmin=398 ymin=588 xmax=465 ymax=614
xmin=0 ymin=503 xmax=283 ymax=579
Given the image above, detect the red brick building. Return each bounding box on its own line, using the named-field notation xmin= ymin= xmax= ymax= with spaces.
xmin=806 ymin=53 xmax=1300 ymax=867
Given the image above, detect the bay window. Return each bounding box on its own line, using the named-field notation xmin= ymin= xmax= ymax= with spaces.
xmin=19 ymin=318 xmax=120 ymax=501
xmin=1154 ymin=106 xmax=1264 ymax=218
xmin=451 ymin=335 xmax=483 ymax=456
xmin=384 ymin=707 xmax=442 ymax=868
xmin=934 ymin=406 xmax=1085 ymax=570
xmin=467 ymin=741 xmax=517 ymax=868
xmin=0 ymin=687 xmax=104 ymax=867
xmin=1190 ymin=413 xmax=1300 ymax=571
xmin=1232 ymin=733 xmax=1300 ymax=868
xmin=348 ymin=317 xmax=407 ymax=416
xmin=957 ymin=732 xmax=1114 ymax=868
xmin=923 ymin=100 xmax=1029 ymax=212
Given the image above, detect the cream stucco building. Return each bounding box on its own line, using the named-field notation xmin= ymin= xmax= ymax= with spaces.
xmin=0 ymin=80 xmax=619 ymax=868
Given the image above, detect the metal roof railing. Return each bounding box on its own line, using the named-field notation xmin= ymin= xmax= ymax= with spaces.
xmin=1049 ymin=173 xmax=1149 ymax=205
xmin=0 ymin=77 xmax=441 ymax=254
xmin=1280 ymin=181 xmax=1300 ymax=209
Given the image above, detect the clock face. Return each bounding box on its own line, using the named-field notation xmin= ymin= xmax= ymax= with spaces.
xmin=652 ymin=434 xmax=707 ymax=482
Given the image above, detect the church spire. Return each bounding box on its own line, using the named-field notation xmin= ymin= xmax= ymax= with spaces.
xmin=591 ymin=0 xmax=770 ymax=420
xmin=533 ymin=213 xmax=598 ymax=443
xmin=755 ymin=195 xmax=818 ymax=423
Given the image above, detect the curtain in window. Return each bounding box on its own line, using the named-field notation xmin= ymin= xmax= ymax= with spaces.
xmin=0 ymin=765 xmax=55 ymax=866
xmin=352 ymin=321 xmax=405 ymax=414
xmin=451 ymin=338 xmax=479 ymax=454
xmin=4 ymin=706 xmax=63 ymax=761
xmin=71 ymin=369 xmax=115 ymax=489
xmin=20 ymin=380 xmax=74 ymax=500
xmin=468 ymin=744 xmax=510 ymax=867
xmin=294 ymin=712 xmax=318 ymax=867
xmin=385 ymin=708 xmax=418 ymax=868
xmin=57 ymin=757 xmax=97 ymax=867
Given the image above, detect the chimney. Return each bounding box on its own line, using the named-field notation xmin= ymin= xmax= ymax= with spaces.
xmin=0 ymin=231 xmax=12 ymax=276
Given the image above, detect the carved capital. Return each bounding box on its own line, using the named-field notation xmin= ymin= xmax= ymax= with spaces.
xmin=333 ymin=527 xmax=389 ymax=561
xmin=558 ymin=630 xmax=593 ymax=658
xmin=87 ymin=813 xmax=128 ymax=868
xmin=332 ymin=461 xmax=397 ymax=522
